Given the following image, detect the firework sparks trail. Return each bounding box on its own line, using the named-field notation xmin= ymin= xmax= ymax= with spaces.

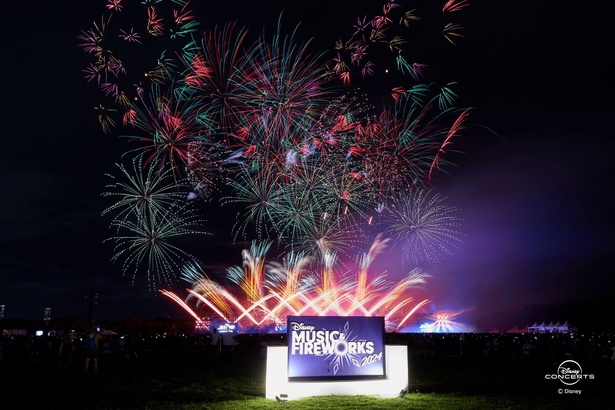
xmin=332 ymin=0 xmax=468 ymax=96
xmin=159 ymin=289 xmax=204 ymax=324
xmin=162 ymin=238 xmax=431 ymax=332
xmin=80 ymin=0 xmax=201 ymax=133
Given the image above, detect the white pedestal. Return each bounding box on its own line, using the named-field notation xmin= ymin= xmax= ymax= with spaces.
xmin=265 ymin=345 xmax=408 ymax=400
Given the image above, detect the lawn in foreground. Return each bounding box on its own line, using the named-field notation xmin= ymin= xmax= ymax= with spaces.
xmin=2 ymin=340 xmax=611 ymax=409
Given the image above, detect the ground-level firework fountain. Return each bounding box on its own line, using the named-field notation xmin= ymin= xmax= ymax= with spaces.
xmin=161 ymin=237 xmax=433 ymax=333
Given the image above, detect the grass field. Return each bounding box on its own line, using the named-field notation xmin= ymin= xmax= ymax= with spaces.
xmin=2 ymin=336 xmax=612 ymax=409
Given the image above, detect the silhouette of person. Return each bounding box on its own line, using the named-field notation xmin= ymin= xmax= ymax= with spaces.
xmin=210 ymin=328 xmax=221 ymax=359
xmin=84 ymin=327 xmax=102 ymax=374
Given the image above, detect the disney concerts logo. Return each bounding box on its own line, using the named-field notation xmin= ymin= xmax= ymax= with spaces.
xmin=545 ymin=359 xmax=595 ymax=394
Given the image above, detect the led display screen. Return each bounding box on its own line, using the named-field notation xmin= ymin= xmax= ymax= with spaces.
xmin=287 ymin=316 xmax=386 ymax=380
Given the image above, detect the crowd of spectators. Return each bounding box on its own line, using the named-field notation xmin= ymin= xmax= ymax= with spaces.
xmin=397 ymin=331 xmax=615 ymax=373
xmin=1 ymin=328 xmax=614 ymax=374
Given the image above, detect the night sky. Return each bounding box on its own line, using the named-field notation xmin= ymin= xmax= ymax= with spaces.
xmin=1 ymin=1 xmax=613 ymax=330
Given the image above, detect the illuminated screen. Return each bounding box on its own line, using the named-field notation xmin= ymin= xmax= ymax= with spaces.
xmin=217 ymin=323 xmax=236 ymax=333
xmin=287 ymin=316 xmax=386 ymax=380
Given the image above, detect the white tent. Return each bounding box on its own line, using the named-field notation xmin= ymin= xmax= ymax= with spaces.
xmin=528 ymin=321 xmax=576 ymax=333
xmin=559 ymin=321 xmax=577 ymax=333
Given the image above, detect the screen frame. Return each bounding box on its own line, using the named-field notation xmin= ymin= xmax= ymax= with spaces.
xmin=286 ymin=315 xmax=387 ymax=381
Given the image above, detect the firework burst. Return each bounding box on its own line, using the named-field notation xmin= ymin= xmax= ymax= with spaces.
xmin=106 ymin=201 xmax=210 ymax=291
xmin=82 ymin=1 xmax=473 ymax=311
xmin=103 ymin=155 xmax=210 ymax=291
xmin=121 ymin=84 xmax=220 ymax=181
xmin=382 ymin=187 xmax=463 ymax=266
xmin=102 ymin=154 xmax=191 ymax=224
